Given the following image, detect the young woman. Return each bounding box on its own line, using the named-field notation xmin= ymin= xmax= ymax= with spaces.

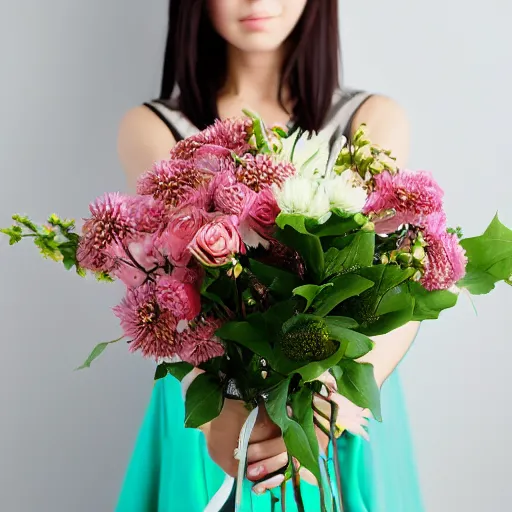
xmin=115 ymin=1 xmax=424 ymax=510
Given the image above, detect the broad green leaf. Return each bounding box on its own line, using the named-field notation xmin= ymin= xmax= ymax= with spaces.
xmin=309 ymin=214 xmax=365 ymax=238
xmin=289 ymin=387 xmax=319 ymax=466
xmin=75 ymin=337 xmax=123 ymax=370
xmin=154 ymin=363 xmax=168 ymax=381
xmin=276 ymin=213 xmax=312 ymax=234
xmin=249 ymin=259 xmax=303 ymax=299
xmin=335 ymin=360 xmax=381 ymax=421
xmin=294 ymin=340 xmax=348 ymax=382
xmin=164 ymin=362 xmax=194 ymax=382
xmin=313 ymin=274 xmax=374 ymax=317
xmin=327 ymin=326 xmax=374 ymax=359
xmin=324 ymin=316 xmax=359 ymax=330
xmin=282 ymin=313 xmax=322 ymax=335
xmin=276 ymin=225 xmax=324 ymax=284
xmin=408 ymin=281 xmax=458 ymax=320
xmin=266 ymin=379 xmax=321 ymax=480
xmin=293 ymin=283 xmax=333 ymax=311
xmin=323 ymin=232 xmax=375 ymax=279
xmin=460 ymin=215 xmax=512 ymax=293
xmin=260 ymin=299 xmax=300 ymax=338
xmin=457 ymin=271 xmax=497 ymax=295
xmin=184 ymin=373 xmax=224 ymax=428
xmin=216 ymin=319 xmax=273 ymax=360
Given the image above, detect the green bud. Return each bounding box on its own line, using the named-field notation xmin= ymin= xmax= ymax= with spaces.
xmin=380 ymin=254 xmax=390 ymax=265
xmin=397 ymin=252 xmax=413 ymax=266
xmin=412 ymin=270 xmax=423 ymax=282
xmin=362 ymin=221 xmax=375 ymax=232
xmin=353 ymin=213 xmax=368 ymax=226
xmin=281 ymin=320 xmax=337 ymax=362
xmin=412 ymin=245 xmax=426 ymax=261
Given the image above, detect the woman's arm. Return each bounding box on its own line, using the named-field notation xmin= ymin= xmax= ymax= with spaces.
xmin=349 ymin=95 xmax=420 ymax=388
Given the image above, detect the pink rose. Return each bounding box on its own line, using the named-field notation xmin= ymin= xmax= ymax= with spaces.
xmin=188 ymin=215 xmax=245 ymax=267
xmin=156 ymin=207 xmax=210 ymax=266
xmin=247 ymin=188 xmax=280 ymax=236
xmin=156 ymin=275 xmax=201 ymax=321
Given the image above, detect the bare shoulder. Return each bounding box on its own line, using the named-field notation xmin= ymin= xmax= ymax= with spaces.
xmin=117 ymin=105 xmax=177 ymax=191
xmin=351 ymin=95 xmax=410 ymax=167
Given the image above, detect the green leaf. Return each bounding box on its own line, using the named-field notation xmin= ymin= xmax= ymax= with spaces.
xmin=75 ymin=337 xmax=123 ymax=370
xmin=313 ymin=274 xmax=374 ymax=317
xmin=457 ymin=271 xmax=497 ymax=295
xmin=275 ymin=213 xmax=311 ymax=234
xmin=249 ymin=259 xmax=303 ymax=299
xmin=323 ymin=232 xmax=375 ymax=279
xmin=293 ymin=283 xmax=333 ymax=311
xmin=0 ymin=226 xmax=23 ymax=245
xmin=327 ymin=326 xmax=374 ymax=359
xmin=58 ymin=241 xmax=78 ymax=270
xmin=243 ymin=109 xmax=272 ymax=154
xmin=216 ymin=319 xmax=273 ymax=360
xmin=460 ymin=215 xmax=512 ymax=293
xmin=163 ymin=362 xmax=194 ymax=382
xmin=266 ymin=379 xmax=321 ymax=480
xmin=324 ymin=316 xmax=359 ymax=330
xmin=276 ymin=225 xmax=324 ymax=284
xmin=308 ymin=214 xmax=365 ymax=238
xmin=334 ymin=360 xmax=381 ymax=421
xmin=408 ymin=281 xmax=458 ymax=320
xmin=289 ymin=387 xmax=319 ymax=465
xmin=184 ymin=373 xmax=224 ymax=428
xmin=294 ymin=340 xmax=348 ymax=382
xmin=154 ymin=363 xmax=168 ymax=381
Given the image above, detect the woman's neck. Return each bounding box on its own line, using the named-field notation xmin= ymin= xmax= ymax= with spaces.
xmin=217 ymin=45 xmax=292 ymax=124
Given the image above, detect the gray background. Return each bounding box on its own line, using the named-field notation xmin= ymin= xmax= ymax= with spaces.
xmin=0 ymin=0 xmax=510 ymax=510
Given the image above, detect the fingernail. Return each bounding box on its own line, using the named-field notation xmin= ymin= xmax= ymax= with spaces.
xmin=253 ymin=474 xmax=285 ymax=494
xmin=247 ymin=465 xmax=264 ymax=478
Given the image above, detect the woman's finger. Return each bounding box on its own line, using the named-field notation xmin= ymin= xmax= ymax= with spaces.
xmin=252 ymin=474 xmax=285 ymax=495
xmin=247 ymin=436 xmax=286 ymax=464
xmin=247 ymin=451 xmax=289 ymax=481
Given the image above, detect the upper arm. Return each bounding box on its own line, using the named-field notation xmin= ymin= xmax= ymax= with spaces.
xmin=117 ymin=106 xmax=177 ymax=192
xmin=350 ymin=95 xmax=410 ymax=168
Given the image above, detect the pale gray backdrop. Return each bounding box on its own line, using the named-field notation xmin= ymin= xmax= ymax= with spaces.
xmin=0 ymin=0 xmax=510 ymax=511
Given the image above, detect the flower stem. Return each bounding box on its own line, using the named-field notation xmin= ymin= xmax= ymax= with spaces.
xmin=329 ymin=400 xmax=345 ymax=512
xmin=280 ymin=482 xmax=286 ymax=512
xmin=290 ymin=455 xmax=305 ymax=512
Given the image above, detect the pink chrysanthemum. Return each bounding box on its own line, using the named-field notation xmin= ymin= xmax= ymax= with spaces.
xmin=113 ymin=283 xmax=177 ymax=359
xmin=77 ymin=192 xmax=135 ymax=272
xmin=364 ymin=170 xmax=444 ymax=233
xmin=156 ymin=275 xmax=201 ymax=321
xmin=127 ymin=196 xmax=167 ymax=234
xmin=177 ymin=318 xmax=225 ymax=366
xmin=170 ymin=118 xmax=252 ymax=160
xmin=236 ymin=154 xmax=296 ymax=192
xmin=421 ymin=231 xmax=467 ymax=291
xmin=193 ymin=145 xmax=238 ymax=175
xmin=137 ymin=159 xmax=213 ymax=208
xmin=171 ymin=264 xmax=205 ymax=289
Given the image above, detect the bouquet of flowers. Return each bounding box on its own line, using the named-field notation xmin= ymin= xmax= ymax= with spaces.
xmin=3 ymin=111 xmax=512 ymax=511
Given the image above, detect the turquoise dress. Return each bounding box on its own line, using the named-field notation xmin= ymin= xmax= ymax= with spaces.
xmin=116 ymin=91 xmax=424 ymax=512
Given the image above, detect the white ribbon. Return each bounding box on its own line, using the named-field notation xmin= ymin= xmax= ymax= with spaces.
xmin=203 ymin=405 xmax=260 ymax=512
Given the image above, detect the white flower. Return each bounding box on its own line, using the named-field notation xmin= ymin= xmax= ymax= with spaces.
xmin=280 ymin=132 xmax=330 ymax=178
xmin=325 ymin=171 xmax=368 ymax=214
xmin=274 ymin=176 xmax=330 ymax=219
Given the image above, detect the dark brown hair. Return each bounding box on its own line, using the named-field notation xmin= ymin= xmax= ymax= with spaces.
xmin=160 ymin=0 xmax=340 ymax=133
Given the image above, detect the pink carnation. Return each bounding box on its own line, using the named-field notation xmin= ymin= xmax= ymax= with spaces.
xmin=155 ymin=207 xmax=211 ymax=266
xmin=177 ymin=318 xmax=225 ymax=366
xmin=113 ymin=283 xmax=178 ymax=359
xmin=127 ymin=196 xmax=167 ymax=234
xmin=156 ymin=275 xmax=201 ymax=321
xmin=77 ymin=192 xmax=135 ymax=272
xmin=108 ymin=234 xmax=165 ymax=287
xmin=364 ymin=170 xmax=444 ymax=233
xmin=421 ymin=231 xmax=467 ymax=291
xmin=236 ymin=154 xmax=296 ymax=192
xmin=172 ymin=265 xmax=204 ymax=289
xmin=137 ymin=159 xmax=213 ymax=208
